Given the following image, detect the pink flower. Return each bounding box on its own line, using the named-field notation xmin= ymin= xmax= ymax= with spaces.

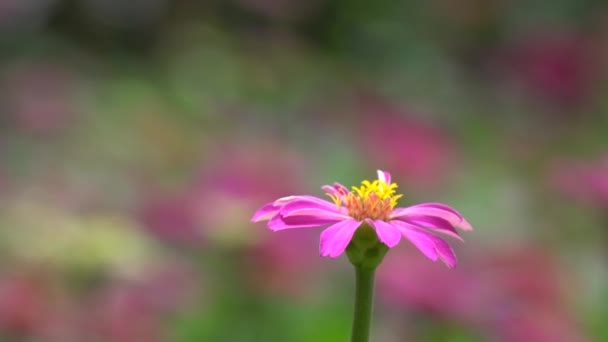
xmin=252 ymin=170 xmax=472 ymax=267
xmin=376 ymin=249 xmax=484 ymax=320
xmin=494 ymin=31 xmax=599 ymax=105
xmin=0 ymin=274 xmax=51 ymax=335
xmin=245 ymin=229 xmax=321 ymax=296
xmin=83 ymin=265 xmax=198 ymax=342
xmin=356 ymin=96 xmax=457 ymax=187
xmin=550 ymin=155 xmax=608 ymax=209
xmin=3 ymin=63 xmax=75 ymax=136
xmin=377 ymin=246 xmax=585 ymax=341
xmin=138 ymin=193 xmax=203 ymax=244
xmin=138 ymin=140 xmax=305 ymax=245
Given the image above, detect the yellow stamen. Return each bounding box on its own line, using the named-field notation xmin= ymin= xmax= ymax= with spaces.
xmin=326 ymin=179 xmax=403 ymax=221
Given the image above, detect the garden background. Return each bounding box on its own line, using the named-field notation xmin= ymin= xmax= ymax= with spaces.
xmin=1 ymin=1 xmax=607 ymax=341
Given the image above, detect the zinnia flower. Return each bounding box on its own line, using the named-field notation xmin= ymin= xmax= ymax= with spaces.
xmin=252 ymin=170 xmax=472 ymax=267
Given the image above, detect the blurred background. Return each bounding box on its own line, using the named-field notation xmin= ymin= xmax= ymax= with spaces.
xmin=0 ymin=0 xmax=607 ymax=341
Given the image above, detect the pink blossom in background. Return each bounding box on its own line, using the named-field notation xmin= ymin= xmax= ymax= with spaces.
xmin=200 ymin=142 xmax=326 ymax=295
xmin=252 ymin=170 xmax=472 ymax=267
xmin=0 ymin=275 xmax=46 ymax=335
xmin=483 ymin=249 xmax=575 ymax=340
xmin=494 ymin=307 xmax=585 ymax=342
xmin=355 ymin=95 xmax=457 ymax=187
xmin=245 ymin=228 xmax=320 ymax=296
xmin=550 ymin=155 xmax=608 ymax=209
xmin=376 ymin=246 xmax=585 ymax=341
xmin=194 ymin=141 xmax=306 ymax=242
xmin=137 ymin=140 xmax=305 ymax=244
xmin=482 ymin=247 xmax=585 ymax=342
xmin=376 ymin=249 xmax=484 ymax=321
xmin=0 ymin=272 xmax=79 ymax=342
xmin=84 ymin=265 xmax=197 ymax=342
xmin=85 ymin=284 xmax=161 ymax=342
xmin=2 ymin=63 xmax=76 ymax=136
xmin=133 ymin=264 xmax=199 ymax=312
xmin=139 ymin=193 xmax=204 ymax=244
xmin=140 ymin=139 xmax=323 ymax=294
xmin=0 ymin=272 xmax=57 ymax=338
xmin=479 ymin=247 xmax=563 ymax=310
xmin=195 ymin=141 xmax=305 ymax=199
xmin=493 ymin=31 xmax=599 ymax=105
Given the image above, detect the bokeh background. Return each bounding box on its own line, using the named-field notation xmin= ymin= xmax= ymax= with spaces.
xmin=1 ymin=1 xmax=607 ymax=341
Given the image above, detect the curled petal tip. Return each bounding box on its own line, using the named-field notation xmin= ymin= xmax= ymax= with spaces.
xmin=251 ymin=202 xmax=281 ymax=223
xmin=458 ymin=219 xmax=474 ymax=231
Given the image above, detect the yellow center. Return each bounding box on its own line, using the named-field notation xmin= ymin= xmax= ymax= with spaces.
xmin=327 ymin=179 xmax=403 ymax=221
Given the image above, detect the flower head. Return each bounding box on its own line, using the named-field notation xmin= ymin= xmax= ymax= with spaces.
xmin=252 ymin=170 xmax=472 ymax=267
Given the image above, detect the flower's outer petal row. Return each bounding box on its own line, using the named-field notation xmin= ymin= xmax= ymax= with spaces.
xmin=254 ymin=195 xmax=349 ymax=231
xmin=414 ymin=203 xmax=473 ymax=231
xmin=276 ymin=195 xmax=339 ymax=210
xmin=252 ymin=195 xmax=345 ymax=223
xmin=319 ymin=219 xmax=362 ymax=258
xmin=251 ymin=201 xmax=281 ymax=222
xmin=252 ymin=195 xmax=325 ymax=223
xmin=377 ymin=170 xmax=391 ymax=184
xmin=395 ymin=223 xmax=438 ymax=261
xmin=280 ymin=196 xmax=342 ymax=212
xmin=280 ymin=198 xmax=350 ymax=219
xmin=392 ymin=221 xmax=457 ymax=268
xmin=368 ymin=219 xmax=401 ymax=247
xmin=252 ymin=181 xmax=467 ymax=267
xmin=391 ymin=202 xmax=473 ymax=231
xmin=396 ymin=214 xmax=463 ymax=241
xmin=268 ymin=214 xmax=341 ymax=231
xmin=411 ymin=226 xmax=457 ymax=268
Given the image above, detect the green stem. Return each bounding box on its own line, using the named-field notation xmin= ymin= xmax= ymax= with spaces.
xmin=350 ymin=266 xmax=376 ymax=342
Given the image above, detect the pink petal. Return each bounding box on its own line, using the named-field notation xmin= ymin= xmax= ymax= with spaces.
xmin=392 ymin=221 xmax=458 ymax=268
xmin=251 ymin=202 xmax=281 ymax=222
xmin=392 ymin=203 xmax=473 ymax=231
xmin=275 ymin=195 xmax=338 ymax=209
xmin=319 ymin=220 xmax=362 ymax=258
xmin=377 ymin=170 xmax=391 ymax=184
xmin=423 ymin=232 xmax=457 ymax=268
xmin=253 ymin=195 xmax=342 ymax=223
xmin=367 ymin=219 xmax=401 ymax=247
xmin=394 ymin=224 xmax=438 ymax=261
xmin=268 ymin=214 xmax=340 ymax=231
xmin=394 ymin=214 xmax=463 ymax=241
xmin=280 ymin=198 xmax=350 ymax=221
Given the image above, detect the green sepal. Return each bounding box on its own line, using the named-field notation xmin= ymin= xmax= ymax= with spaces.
xmin=345 ymin=224 xmax=389 ymax=270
